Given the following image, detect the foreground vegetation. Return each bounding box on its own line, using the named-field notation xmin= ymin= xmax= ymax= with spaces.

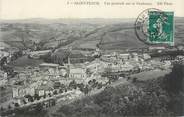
xmin=49 ymin=63 xmax=184 ymax=117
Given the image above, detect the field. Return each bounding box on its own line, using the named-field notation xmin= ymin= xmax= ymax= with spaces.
xmin=130 ymin=69 xmax=172 ymax=81
xmin=9 ymin=55 xmax=44 ymax=68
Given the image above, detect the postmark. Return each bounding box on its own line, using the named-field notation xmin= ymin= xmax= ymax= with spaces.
xmin=135 ymin=8 xmax=174 ymax=46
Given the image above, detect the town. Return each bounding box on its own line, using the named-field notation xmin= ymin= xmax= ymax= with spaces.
xmin=0 ymin=44 xmax=184 ymax=116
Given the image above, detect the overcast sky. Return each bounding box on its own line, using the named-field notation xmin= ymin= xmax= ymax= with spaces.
xmin=0 ymin=0 xmax=184 ymax=19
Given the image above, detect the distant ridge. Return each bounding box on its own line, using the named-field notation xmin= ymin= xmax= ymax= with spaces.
xmin=1 ymin=17 xmax=183 ymax=24
xmin=0 ymin=17 xmax=183 ymax=50
xmin=0 ymin=18 xmax=137 ymax=24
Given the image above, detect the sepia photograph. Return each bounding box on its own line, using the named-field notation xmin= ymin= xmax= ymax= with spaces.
xmin=0 ymin=0 xmax=184 ymax=117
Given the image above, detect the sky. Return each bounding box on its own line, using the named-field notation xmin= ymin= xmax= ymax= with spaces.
xmin=0 ymin=0 xmax=184 ymax=19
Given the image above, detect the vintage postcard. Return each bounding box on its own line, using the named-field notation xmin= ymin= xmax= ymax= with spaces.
xmin=0 ymin=0 xmax=184 ymax=117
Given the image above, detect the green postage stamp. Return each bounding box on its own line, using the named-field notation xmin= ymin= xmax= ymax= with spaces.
xmin=148 ymin=11 xmax=174 ymax=45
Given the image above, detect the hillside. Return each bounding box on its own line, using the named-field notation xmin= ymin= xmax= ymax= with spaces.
xmin=47 ymin=63 xmax=184 ymax=117
xmin=0 ymin=18 xmax=184 ymax=50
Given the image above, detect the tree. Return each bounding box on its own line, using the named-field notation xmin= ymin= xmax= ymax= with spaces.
xmin=2 ymin=65 xmax=14 ymax=76
xmin=59 ymin=89 xmax=63 ymax=93
xmin=43 ymin=94 xmax=46 ymax=99
xmin=53 ymin=90 xmax=58 ymax=95
xmin=34 ymin=94 xmax=40 ymax=100
xmin=0 ymin=57 xmax=7 ymax=66
xmin=88 ymin=80 xmax=92 ymax=85
xmin=60 ymin=84 xmax=66 ymax=90
xmin=35 ymin=103 xmax=43 ymax=112
xmin=41 ymin=52 xmax=52 ymax=63
xmin=23 ymin=99 xmax=27 ymax=104
xmin=97 ymin=82 xmax=103 ymax=89
xmin=91 ymin=79 xmax=98 ymax=88
xmin=69 ymin=80 xmax=77 ymax=90
xmin=8 ymin=105 xmax=11 ymax=109
xmin=164 ymin=63 xmax=184 ymax=93
xmin=0 ymin=107 xmax=4 ymax=111
xmin=48 ymin=93 xmax=52 ymax=97
xmin=84 ymin=85 xmax=91 ymax=95
xmin=86 ymin=68 xmax=92 ymax=76
xmin=51 ymin=49 xmax=70 ymax=65
xmin=25 ymin=94 xmax=34 ymax=102
xmin=14 ymin=103 xmax=20 ymax=107
xmin=77 ymin=83 xmax=85 ymax=92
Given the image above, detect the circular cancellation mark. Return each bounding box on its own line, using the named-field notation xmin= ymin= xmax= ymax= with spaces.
xmin=134 ymin=8 xmax=174 ymax=46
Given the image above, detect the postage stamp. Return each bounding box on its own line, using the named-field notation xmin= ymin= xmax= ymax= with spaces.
xmin=135 ymin=8 xmax=174 ymax=46
xmin=148 ymin=11 xmax=174 ymax=45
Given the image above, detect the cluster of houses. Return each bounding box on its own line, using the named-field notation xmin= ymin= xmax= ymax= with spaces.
xmin=1 ymin=45 xmax=184 ymax=111
xmin=9 ymin=51 xmax=171 ymax=96
xmin=0 ymin=70 xmax=8 ymax=86
xmin=0 ymin=48 xmax=12 ymax=66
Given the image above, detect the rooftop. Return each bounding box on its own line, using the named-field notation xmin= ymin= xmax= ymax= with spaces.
xmin=30 ymin=50 xmax=51 ymax=54
xmin=39 ymin=63 xmax=60 ymax=67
